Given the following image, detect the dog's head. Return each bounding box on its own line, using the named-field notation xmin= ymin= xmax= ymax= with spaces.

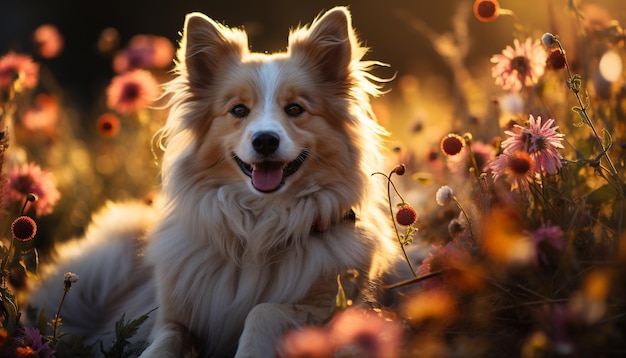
xmin=159 ymin=7 xmax=388 ymax=206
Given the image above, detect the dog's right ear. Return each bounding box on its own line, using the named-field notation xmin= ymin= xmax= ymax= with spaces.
xmin=178 ymin=13 xmax=248 ymax=89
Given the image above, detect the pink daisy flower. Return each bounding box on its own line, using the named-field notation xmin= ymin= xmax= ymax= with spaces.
xmin=329 ymin=308 xmax=403 ymax=358
xmin=502 ymin=114 xmax=565 ymax=175
xmin=491 ymin=38 xmax=546 ymax=92
xmin=3 ymin=162 xmax=60 ymax=216
xmin=112 ymin=34 xmax=174 ymax=73
xmin=0 ymin=53 xmax=39 ymax=91
xmin=33 ymin=24 xmax=64 ymax=59
xmin=106 ymin=69 xmax=160 ymax=115
xmin=489 ymin=150 xmax=535 ymax=190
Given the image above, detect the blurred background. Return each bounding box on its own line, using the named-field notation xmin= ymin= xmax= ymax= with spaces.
xmin=0 ymin=0 xmax=625 ymax=244
xmin=0 ymin=0 xmax=622 ymax=114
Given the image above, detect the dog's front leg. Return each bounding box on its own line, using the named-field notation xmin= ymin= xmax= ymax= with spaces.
xmin=140 ymin=321 xmax=188 ymax=358
xmin=235 ymin=302 xmax=333 ymax=358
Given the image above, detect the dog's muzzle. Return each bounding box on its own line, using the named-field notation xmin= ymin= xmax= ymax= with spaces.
xmin=234 ymin=150 xmax=308 ymax=193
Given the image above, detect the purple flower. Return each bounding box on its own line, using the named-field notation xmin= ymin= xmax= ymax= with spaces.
xmin=532 ymin=225 xmax=565 ymax=265
xmin=10 ymin=327 xmax=56 ymax=358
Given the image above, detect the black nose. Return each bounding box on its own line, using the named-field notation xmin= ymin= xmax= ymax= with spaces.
xmin=252 ymin=131 xmax=280 ymax=156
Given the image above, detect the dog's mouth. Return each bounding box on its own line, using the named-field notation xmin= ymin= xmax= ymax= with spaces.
xmin=234 ymin=150 xmax=308 ymax=193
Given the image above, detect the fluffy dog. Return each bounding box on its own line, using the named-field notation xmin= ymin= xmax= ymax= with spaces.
xmin=27 ymin=7 xmax=399 ymax=357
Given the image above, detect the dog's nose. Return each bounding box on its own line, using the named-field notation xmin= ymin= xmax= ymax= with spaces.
xmin=252 ymin=131 xmax=280 ymax=156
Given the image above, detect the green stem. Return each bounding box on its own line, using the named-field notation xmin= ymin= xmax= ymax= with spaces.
xmin=372 ymin=171 xmax=417 ymax=277
xmin=51 ymin=289 xmax=68 ymax=345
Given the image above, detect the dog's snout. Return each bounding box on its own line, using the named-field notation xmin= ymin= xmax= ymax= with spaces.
xmin=252 ymin=131 xmax=280 ymax=156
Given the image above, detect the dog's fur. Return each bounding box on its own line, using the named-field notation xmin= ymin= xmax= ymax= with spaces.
xmin=27 ymin=7 xmax=399 ymax=357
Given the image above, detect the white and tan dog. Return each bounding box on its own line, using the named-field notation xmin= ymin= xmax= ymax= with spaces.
xmin=27 ymin=7 xmax=399 ymax=357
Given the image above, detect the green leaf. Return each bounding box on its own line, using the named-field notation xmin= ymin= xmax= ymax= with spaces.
xmin=587 ymin=184 xmax=619 ymax=206
xmin=101 ymin=308 xmax=157 ymax=357
xmin=567 ymin=74 xmax=583 ymax=93
xmin=0 ymin=286 xmax=19 ymax=333
xmin=602 ymin=128 xmax=613 ymax=152
xmin=571 ymin=106 xmax=586 ymax=127
xmin=335 ymin=275 xmax=348 ymax=310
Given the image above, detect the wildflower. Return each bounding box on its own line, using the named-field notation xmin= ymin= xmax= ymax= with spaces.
xmin=541 ymin=32 xmax=558 ymax=48
xmin=532 ymin=225 xmax=565 ymax=265
xmin=446 ymin=140 xmax=496 ymax=177
xmin=473 ymin=0 xmax=500 ymax=22
xmin=491 ymin=38 xmax=546 ymax=92
xmin=63 ymin=271 xmax=79 ymax=290
xmin=0 ymin=53 xmax=39 ymax=91
xmin=21 ymin=93 xmax=59 ymax=133
xmin=10 ymin=327 xmax=55 ymax=358
xmin=440 ymin=133 xmax=465 ymax=156
xmin=501 ymin=114 xmax=565 ymax=175
xmin=401 ymin=289 xmax=456 ymax=330
xmin=546 ymin=48 xmax=566 ymax=70
xmin=3 ymin=162 xmax=60 ymax=216
xmin=489 ymin=151 xmax=535 ymax=190
xmin=435 ymin=185 xmax=454 ymax=206
xmin=481 ymin=206 xmax=535 ymax=265
xmin=569 ymin=270 xmax=610 ymax=325
xmin=113 ymin=34 xmax=174 ymax=73
xmin=277 ymin=326 xmax=333 ymax=358
xmin=395 ymin=204 xmax=417 ymax=226
xmin=106 ymin=69 xmax=160 ymax=115
xmin=33 ymin=24 xmax=64 ymax=59
xmin=98 ymin=27 xmax=121 ymax=54
xmin=11 ymin=216 xmax=37 ymax=242
xmin=329 ymin=308 xmax=403 ymax=358
xmin=96 ymin=112 xmax=121 ymax=137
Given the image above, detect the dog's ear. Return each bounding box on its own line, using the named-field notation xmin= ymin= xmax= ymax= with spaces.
xmin=289 ymin=7 xmax=357 ymax=83
xmin=179 ymin=12 xmax=248 ymax=89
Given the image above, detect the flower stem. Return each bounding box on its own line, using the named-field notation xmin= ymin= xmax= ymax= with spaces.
xmin=51 ymin=288 xmax=68 ymax=345
xmin=452 ymin=196 xmax=475 ymax=240
xmin=557 ymin=39 xmax=619 ymax=179
xmin=372 ymin=171 xmax=417 ymax=277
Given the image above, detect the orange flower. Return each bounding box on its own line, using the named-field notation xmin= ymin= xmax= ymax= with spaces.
xmin=96 ymin=113 xmax=121 ymax=138
xmin=473 ymin=0 xmax=500 ymax=22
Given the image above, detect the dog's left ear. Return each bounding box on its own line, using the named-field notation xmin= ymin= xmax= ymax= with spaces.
xmin=289 ymin=7 xmax=358 ymax=83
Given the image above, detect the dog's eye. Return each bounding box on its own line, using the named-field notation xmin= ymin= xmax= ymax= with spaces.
xmin=230 ymin=104 xmax=250 ymax=118
xmin=284 ymin=103 xmax=305 ymax=117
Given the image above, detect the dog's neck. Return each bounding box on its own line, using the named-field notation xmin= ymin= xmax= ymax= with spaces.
xmin=311 ymin=208 xmax=356 ymax=234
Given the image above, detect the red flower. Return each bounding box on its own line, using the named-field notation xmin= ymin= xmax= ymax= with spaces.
xmin=396 ymin=205 xmax=418 ymax=226
xmin=11 ymin=216 xmax=37 ymax=242
xmin=440 ymin=134 xmax=465 ymax=156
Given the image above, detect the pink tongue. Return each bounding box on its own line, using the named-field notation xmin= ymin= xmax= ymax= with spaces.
xmin=251 ymin=163 xmax=283 ymax=192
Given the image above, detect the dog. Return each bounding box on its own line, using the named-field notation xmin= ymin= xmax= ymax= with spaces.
xmin=26 ymin=7 xmax=400 ymax=357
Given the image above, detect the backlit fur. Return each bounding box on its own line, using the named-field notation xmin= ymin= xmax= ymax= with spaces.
xmin=27 ymin=7 xmax=399 ymax=357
